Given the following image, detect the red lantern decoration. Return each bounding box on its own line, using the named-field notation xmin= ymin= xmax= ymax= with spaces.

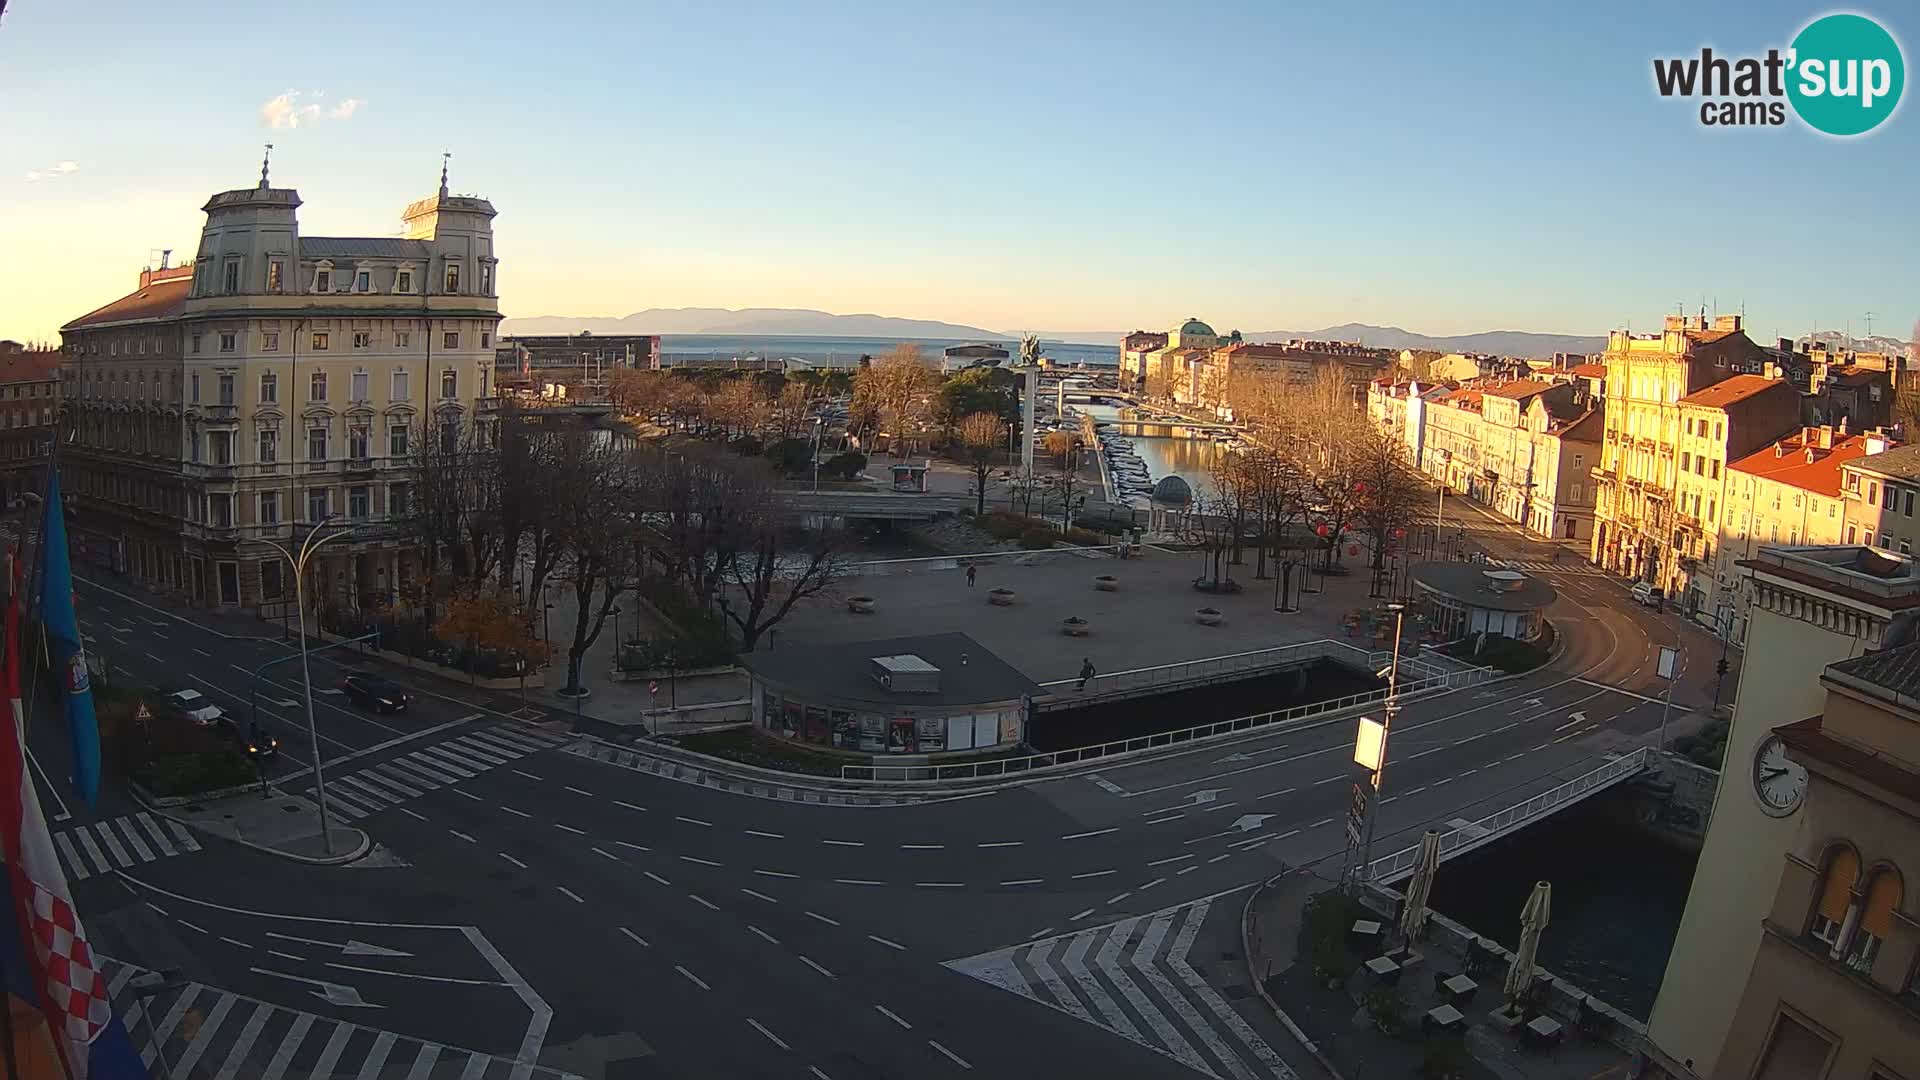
xmin=1347 ymin=543 xmax=1361 ymax=557
xmin=1392 ymin=527 xmax=1406 ymax=540
xmin=1316 ymin=523 xmax=1330 ymax=538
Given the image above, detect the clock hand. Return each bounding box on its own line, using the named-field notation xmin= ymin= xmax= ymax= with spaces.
xmin=1760 ymin=767 xmax=1788 ymax=779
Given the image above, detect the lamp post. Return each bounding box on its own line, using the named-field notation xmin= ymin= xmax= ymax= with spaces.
xmin=813 ymin=416 xmax=823 ymax=493
xmin=1353 ymin=601 xmax=1406 ymax=890
xmin=258 ymin=515 xmax=365 ymax=856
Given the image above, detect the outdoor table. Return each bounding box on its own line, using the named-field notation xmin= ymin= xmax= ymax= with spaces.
xmin=1442 ymin=973 xmax=1478 ymax=1003
xmin=1349 ymin=920 xmax=1383 ymax=949
xmin=1364 ymin=954 xmax=1401 ymax=982
xmin=1524 ymin=1014 xmax=1564 ymax=1047
xmin=1423 ymin=1004 xmax=1464 ymax=1033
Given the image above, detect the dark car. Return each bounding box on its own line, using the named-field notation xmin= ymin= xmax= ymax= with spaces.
xmin=214 ymin=717 xmax=279 ymax=760
xmin=341 ymin=672 xmax=409 ymax=713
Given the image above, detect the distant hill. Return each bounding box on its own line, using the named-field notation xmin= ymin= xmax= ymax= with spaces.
xmin=1798 ymin=329 xmax=1910 ymax=355
xmin=503 ymin=307 xmax=1010 ymax=341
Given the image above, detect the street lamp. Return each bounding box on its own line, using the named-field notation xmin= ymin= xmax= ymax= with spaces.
xmin=129 ymin=969 xmax=187 ymax=1078
xmin=813 ymin=416 xmax=824 ymax=493
xmin=258 ymin=515 xmax=365 ymax=856
xmin=1352 ymin=601 xmax=1406 ymax=891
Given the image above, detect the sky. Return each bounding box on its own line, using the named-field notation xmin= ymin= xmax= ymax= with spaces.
xmin=2 ymin=0 xmax=1915 ymax=345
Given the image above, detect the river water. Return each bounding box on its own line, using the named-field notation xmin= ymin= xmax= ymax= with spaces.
xmin=1079 ymin=402 xmax=1222 ymax=503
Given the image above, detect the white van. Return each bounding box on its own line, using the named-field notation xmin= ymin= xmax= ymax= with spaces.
xmin=1630 ymin=582 xmax=1664 ymax=608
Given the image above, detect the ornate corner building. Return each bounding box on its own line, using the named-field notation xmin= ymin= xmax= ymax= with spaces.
xmin=58 ymin=161 xmax=502 ymax=611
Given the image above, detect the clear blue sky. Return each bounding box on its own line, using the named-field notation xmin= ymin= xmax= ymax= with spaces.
xmin=3 ymin=0 xmax=1914 ymax=344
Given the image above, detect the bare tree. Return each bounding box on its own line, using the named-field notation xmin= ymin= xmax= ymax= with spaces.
xmin=956 ymin=412 xmax=1006 ymax=516
xmin=1209 ymin=451 xmax=1260 ymax=565
xmin=406 ymin=411 xmax=502 ymax=592
xmin=549 ymin=436 xmax=645 ymax=696
xmin=1350 ymin=428 xmax=1425 ymax=597
xmin=1180 ymin=486 xmax=1239 ymax=592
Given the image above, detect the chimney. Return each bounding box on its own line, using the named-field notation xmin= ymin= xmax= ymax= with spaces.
xmin=1714 ymin=314 xmax=1744 ymax=333
xmin=1867 ymin=433 xmax=1890 ymax=456
xmin=1841 ymin=415 xmax=1851 ymax=436
xmin=1774 ymin=442 xmax=1785 ymax=458
xmin=160 ymin=249 xmax=171 ymax=270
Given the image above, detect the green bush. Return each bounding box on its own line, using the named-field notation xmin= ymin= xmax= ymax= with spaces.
xmin=135 ymin=748 xmax=259 ymax=798
xmin=981 ymin=510 xmax=1053 ymax=540
xmin=728 ymin=434 xmax=764 ymax=457
xmin=1018 ymin=528 xmax=1056 ymax=550
xmin=1073 ymin=512 xmax=1134 ymax=536
xmin=1064 ymin=526 xmax=1106 ymax=546
xmin=823 ymin=451 xmax=867 ymax=480
xmin=767 ymin=437 xmax=814 ymax=474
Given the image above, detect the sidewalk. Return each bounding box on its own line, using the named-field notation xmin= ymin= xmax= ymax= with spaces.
xmin=154 ymin=788 xmax=370 ymax=864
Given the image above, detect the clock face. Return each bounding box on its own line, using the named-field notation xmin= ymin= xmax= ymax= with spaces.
xmin=1752 ymin=735 xmax=1807 ymax=816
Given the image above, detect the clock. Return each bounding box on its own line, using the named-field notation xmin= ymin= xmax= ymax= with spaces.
xmin=1751 ymin=734 xmax=1807 ymax=817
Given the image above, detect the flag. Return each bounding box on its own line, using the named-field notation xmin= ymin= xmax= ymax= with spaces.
xmin=3 ymin=556 xmax=146 ymax=1078
xmin=35 ymin=469 xmax=101 ymax=806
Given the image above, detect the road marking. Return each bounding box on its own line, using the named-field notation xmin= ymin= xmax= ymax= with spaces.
xmin=741 ymin=888 xmax=779 ymax=904
xmin=915 ymin=881 xmax=964 ymax=888
xmin=1506 ymin=753 xmax=1526 ymax=762
xmin=1145 ymin=815 xmax=1185 ymax=826
xmin=1310 ymin=817 xmax=1334 ymax=828
xmin=744 ymin=829 xmax=784 ymax=839
xmin=689 ymin=894 xmax=720 ymax=911
xmin=1060 ymin=827 xmax=1117 ymax=840
xmin=928 ymin=1040 xmax=973 ymax=1069
xmin=1207 ymin=853 xmax=1233 ymax=863
xmin=900 ymin=843 xmax=944 ymax=850
xmin=1071 ymin=869 xmax=1116 ymax=879
xmin=747 ymin=1018 xmax=789 ymax=1050
xmin=555 ymin=823 xmax=586 ymax=835
xmin=193 ymin=648 xmax=212 ymax=658
xmin=618 ymin=926 xmax=650 ymax=948
xmin=144 ymin=902 xmax=168 ymax=916
xmin=821 ymin=838 xmax=863 ymax=847
xmin=1201 ymin=801 xmax=1240 ymax=813
xmin=798 ymin=955 xmax=835 ymax=978
xmin=1068 ymin=908 xmax=1096 ymax=922
xmin=558 ymin=886 xmax=585 ymax=904
xmin=1409 ymin=747 xmax=1445 ymax=759
xmin=1027 ymin=927 xmax=1057 ymax=940
xmin=754 ymin=869 xmax=797 ymax=879
xmin=267 ymin=949 xmax=304 ymax=963
xmin=616 ymin=840 xmax=651 ymax=853
xmin=1000 ymin=878 xmax=1043 ymax=886
xmin=1276 ymin=828 xmax=1301 ymax=839
xmin=1138 ymin=876 xmax=1167 ymax=890
xmin=1257 ymin=787 xmax=1296 ymax=799
xmin=748 ymin=925 xmax=780 ymax=945
xmin=615 ymin=800 xmax=647 ymax=812
xmin=680 ymin=855 xmax=723 ymax=867
xmin=1403 ymin=785 xmax=1428 ymax=797
xmin=867 ymin=934 xmax=905 ymax=951
xmin=834 ymin=878 xmax=884 ymax=887
xmin=1433 ymin=776 xmax=1454 ymax=785
xmin=674 ymin=965 xmax=709 ymax=991
xmin=591 ymin=846 xmax=620 ymax=862
xmin=450 ymin=789 xmax=483 ymax=802
xmin=1147 ymin=853 xmax=1194 ymax=867
xmin=219 ymin=936 xmax=252 ymax=949
xmin=511 ymin=769 xmax=543 ymax=781
xmin=644 ymin=871 xmax=672 ymax=886
xmin=1105 ymin=892 xmax=1132 ymax=905
xmin=1456 ymin=732 xmax=1485 ymax=743
xmin=1314 ymin=775 xmax=1342 ymax=785
xmin=806 ymin=911 xmax=841 ymax=927
xmin=1492 ymin=723 xmax=1518 ymax=734
xmin=1461 ymin=767 xmax=1479 ymax=776
xmin=976 ymin=841 xmax=1022 ymax=848
xmin=810 ymin=1069 xmax=833 ymax=1080
xmin=1177 ymin=866 xmax=1200 ymax=875
xmin=875 ymin=1004 xmax=912 ymax=1029
xmin=1532 ymin=742 xmax=1551 ymax=751
xmin=179 ymin=919 xmax=208 ymax=934
xmin=499 ymin=853 xmax=527 ymax=869
xmin=565 ymin=786 xmax=595 ymax=796
xmin=501 ymin=806 xmax=532 ymax=818
xmin=675 ymin=815 xmax=712 ymax=827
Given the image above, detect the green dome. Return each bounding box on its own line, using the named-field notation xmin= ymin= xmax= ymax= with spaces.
xmin=1178 ymin=317 xmax=1215 ymax=337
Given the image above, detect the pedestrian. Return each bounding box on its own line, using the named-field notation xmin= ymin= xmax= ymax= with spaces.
xmin=966 ymin=564 xmax=977 ymax=588
xmin=1077 ymin=657 xmax=1096 ymax=691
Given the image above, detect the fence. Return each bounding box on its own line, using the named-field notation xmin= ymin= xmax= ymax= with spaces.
xmin=839 ymin=659 xmax=1495 ymax=783
xmin=1036 ymin=639 xmax=1368 ymax=708
xmin=1364 ymin=746 xmax=1651 ymax=883
xmin=837 ymin=544 xmax=1126 ymax=579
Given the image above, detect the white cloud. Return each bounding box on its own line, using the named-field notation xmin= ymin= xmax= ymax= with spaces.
xmin=24 ymin=160 xmax=80 ymax=182
xmin=260 ymin=91 xmax=367 ymax=129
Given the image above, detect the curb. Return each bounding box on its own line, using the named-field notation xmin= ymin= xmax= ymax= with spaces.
xmin=1240 ymin=871 xmax=1346 ymax=1080
xmin=129 ymin=785 xmax=374 ymax=867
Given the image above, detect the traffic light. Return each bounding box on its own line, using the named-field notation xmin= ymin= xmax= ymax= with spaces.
xmin=1715 ymin=657 xmax=1729 ymax=677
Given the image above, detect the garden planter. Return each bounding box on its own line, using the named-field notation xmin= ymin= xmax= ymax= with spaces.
xmin=1195 ymin=607 xmax=1223 ymax=626
xmin=1093 ymin=575 xmax=1119 ymax=591
xmin=1061 ymin=617 xmax=1090 ymax=637
xmin=847 ymin=596 xmax=876 ymax=614
xmin=988 ymin=588 xmax=1017 ymax=607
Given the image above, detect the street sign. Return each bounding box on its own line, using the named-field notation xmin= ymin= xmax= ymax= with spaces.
xmin=1657 ymin=645 xmax=1680 ymax=680
xmin=1353 ymin=717 xmax=1386 ymax=771
xmin=1347 ymin=781 xmax=1372 ymax=846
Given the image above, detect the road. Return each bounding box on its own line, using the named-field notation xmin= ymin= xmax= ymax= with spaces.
xmin=50 ymin=529 xmax=1714 ymax=1079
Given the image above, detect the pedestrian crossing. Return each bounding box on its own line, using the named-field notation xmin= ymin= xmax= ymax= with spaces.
xmin=54 ymin=812 xmax=202 ymax=880
xmin=101 ymin=957 xmax=584 ymax=1080
xmin=307 ymin=724 xmax=575 ymax=820
xmin=1483 ymin=558 xmax=1613 ymax=579
xmin=946 ymin=900 xmax=1297 ymax=1080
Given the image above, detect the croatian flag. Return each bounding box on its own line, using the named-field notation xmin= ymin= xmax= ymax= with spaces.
xmin=35 ymin=469 xmax=102 ymax=806
xmin=2 ymin=549 xmax=146 ymax=1078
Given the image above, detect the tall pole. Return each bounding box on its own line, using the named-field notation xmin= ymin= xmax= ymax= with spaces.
xmin=1357 ymin=603 xmax=1405 ymax=887
xmin=291 ymin=550 xmax=333 ymax=855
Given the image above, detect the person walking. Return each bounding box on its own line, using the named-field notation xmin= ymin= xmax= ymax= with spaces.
xmin=966 ymin=564 xmax=977 ymax=588
xmin=1077 ymin=658 xmax=1096 ymax=691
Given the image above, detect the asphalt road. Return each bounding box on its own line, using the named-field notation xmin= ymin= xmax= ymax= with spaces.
xmin=48 ymin=536 xmax=1717 ymax=1079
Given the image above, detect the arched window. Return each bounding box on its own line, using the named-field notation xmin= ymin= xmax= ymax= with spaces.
xmin=1809 ymin=845 xmax=1859 ymax=948
xmin=1845 ymin=868 xmax=1903 ymax=975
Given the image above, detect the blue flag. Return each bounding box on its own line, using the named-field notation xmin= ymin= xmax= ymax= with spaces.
xmin=36 ymin=469 xmax=101 ymax=806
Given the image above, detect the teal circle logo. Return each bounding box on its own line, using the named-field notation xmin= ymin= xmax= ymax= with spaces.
xmin=1787 ymin=13 xmax=1905 ymax=136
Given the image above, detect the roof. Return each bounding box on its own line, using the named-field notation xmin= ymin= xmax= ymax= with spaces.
xmin=743 ymin=632 xmax=1043 ymax=708
xmin=1729 ymin=432 xmax=1880 ymax=498
xmin=1409 ymin=563 xmax=1557 ymax=611
xmin=1774 ymin=715 xmax=1920 ymax=803
xmin=1676 ymin=374 xmax=1790 ymax=410
xmin=1571 ymin=362 xmax=1609 ymax=378
xmin=1549 ymin=409 xmax=1603 ymax=442
xmin=1826 ymin=368 xmax=1886 ymax=388
xmin=1178 ymin=317 xmax=1215 ymax=337
xmin=301 ymin=237 xmax=433 ymax=260
xmin=1843 ymin=442 xmax=1920 ymax=483
xmin=61 ymin=271 xmax=191 ymax=330
xmin=0 ymin=350 xmax=61 ymax=385
xmin=1480 ymin=379 xmax=1554 ymax=401
xmin=1828 ymin=642 xmax=1920 ymax=704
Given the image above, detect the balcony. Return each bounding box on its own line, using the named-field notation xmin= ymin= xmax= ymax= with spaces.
xmin=182 ymin=461 xmax=236 ymax=480
xmin=343 ymin=455 xmax=377 ymax=478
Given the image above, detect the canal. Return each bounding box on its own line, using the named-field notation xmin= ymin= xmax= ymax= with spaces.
xmin=1080 ymin=402 xmax=1223 ymax=501
xmin=1423 ymin=792 xmax=1698 ymax=1020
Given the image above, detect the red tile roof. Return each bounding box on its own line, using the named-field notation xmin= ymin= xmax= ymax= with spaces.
xmin=1676 ymin=374 xmax=1789 ymax=409
xmin=0 ymin=349 xmax=62 ymax=385
xmin=1728 ymin=431 xmax=1881 ymax=497
xmin=1571 ymin=363 xmax=1608 ymax=378
xmin=1479 ymin=379 xmax=1554 ymax=400
xmin=61 ymin=268 xmax=192 ymax=330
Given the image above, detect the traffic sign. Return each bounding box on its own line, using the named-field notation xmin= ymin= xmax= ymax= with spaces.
xmin=1347 ymin=780 xmax=1372 ymax=845
xmin=134 ymin=702 xmax=152 ymax=724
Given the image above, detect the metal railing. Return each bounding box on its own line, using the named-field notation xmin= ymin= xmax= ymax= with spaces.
xmin=839 ymin=659 xmax=1494 ymax=783
xmin=1036 ymin=639 xmax=1367 ymax=707
xmin=1365 ymin=746 xmax=1651 ymax=883
xmin=839 ymin=544 xmax=1126 ymax=578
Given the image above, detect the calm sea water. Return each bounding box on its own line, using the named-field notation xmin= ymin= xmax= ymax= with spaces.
xmin=659 ymin=334 xmax=1118 ymax=369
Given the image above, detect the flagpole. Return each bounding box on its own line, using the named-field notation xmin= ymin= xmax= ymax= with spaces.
xmin=17 ymin=427 xmax=59 ymax=747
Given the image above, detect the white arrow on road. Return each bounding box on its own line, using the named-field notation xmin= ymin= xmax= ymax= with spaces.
xmin=1522 ymin=698 xmax=1544 ymax=708
xmin=250 ymin=967 xmax=382 ymax=1008
xmin=1184 ymin=788 xmax=1228 ymax=806
xmin=316 ymin=688 xmax=345 ymax=696
xmin=1214 ymin=752 xmax=1253 ymax=763
xmin=264 ymin=932 xmax=413 ymax=958
xmin=270 ymin=698 xmax=300 ymax=708
xmin=1227 ymin=814 xmax=1275 ymax=833
xmin=1569 ymin=711 xmax=1587 ymax=724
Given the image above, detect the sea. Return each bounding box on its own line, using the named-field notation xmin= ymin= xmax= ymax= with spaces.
xmin=657 ymin=334 xmax=1118 ymax=369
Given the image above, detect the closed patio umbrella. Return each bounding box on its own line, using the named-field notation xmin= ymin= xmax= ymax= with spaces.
xmin=1504 ymin=880 xmax=1552 ymax=1003
xmin=1398 ymin=828 xmax=1442 ymax=943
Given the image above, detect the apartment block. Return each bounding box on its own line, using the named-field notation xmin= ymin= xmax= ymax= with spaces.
xmin=1841 ymin=443 xmax=1920 ymax=555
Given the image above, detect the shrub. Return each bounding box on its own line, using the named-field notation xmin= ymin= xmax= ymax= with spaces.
xmin=1073 ymin=512 xmax=1134 ymax=536
xmin=823 ymin=451 xmax=867 ymax=480
xmin=1063 ymin=526 xmax=1105 ymax=547
xmin=728 ymin=434 xmax=764 ymax=457
xmin=1018 ymin=528 xmax=1056 ymax=550
xmin=981 ymin=510 xmax=1053 ymax=541
xmin=135 ymin=748 xmax=259 ymax=798
xmin=1296 ymin=889 xmax=1367 ymax=980
xmin=767 ymin=437 xmax=814 ymax=474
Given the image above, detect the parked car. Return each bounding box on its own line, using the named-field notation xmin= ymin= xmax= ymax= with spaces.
xmin=161 ymin=688 xmax=225 ymax=726
xmin=341 ymin=672 xmax=409 ymax=713
xmin=1630 ymin=582 xmax=1665 ymax=608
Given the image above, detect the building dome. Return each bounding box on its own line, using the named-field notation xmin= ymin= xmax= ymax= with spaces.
xmin=1151 ymin=475 xmax=1193 ymax=506
xmin=1178 ymin=317 xmax=1216 ymax=338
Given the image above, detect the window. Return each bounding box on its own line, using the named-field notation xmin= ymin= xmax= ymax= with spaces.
xmin=1906 ymin=491 xmax=1915 ymax=518
xmin=315 ymin=269 xmax=332 ymax=293
xmin=222 ymin=261 xmax=240 ymax=294
xmin=1849 ymin=524 xmax=1859 ymax=543
xmin=217 ymin=331 xmax=235 ymax=353
xmin=1710 ymin=461 xmax=1720 ymax=480
xmin=439 ymin=420 xmax=458 ymax=454
xmin=208 ymin=431 xmax=232 ymax=465
xmin=442 ymin=331 xmax=459 ymax=351
xmin=440 ymin=368 xmax=458 ymax=399
xmin=312 ymin=332 xmax=329 ymax=351
xmin=480 ymin=331 xmax=491 ymax=349
xmin=259 ymin=372 xmax=277 ymax=404
xmin=1753 ymin=1014 xmax=1833 ymax=1080
xmin=480 ymin=263 xmax=492 ymax=294
xmin=306 ymin=487 xmax=329 ymax=522
xmin=349 ymin=425 xmax=370 ymax=461
xmin=350 ymin=370 xmax=369 ymax=402
xmin=391 ymin=369 xmax=410 ymax=401
xmin=1681 ymin=452 xmax=1691 ymax=472
xmin=445 ymin=264 xmax=460 ymax=293
xmin=262 ymin=331 xmax=280 ymax=352
xmin=310 ymin=371 xmax=327 ymax=401
xmin=348 ymin=485 xmax=370 ymax=519
xmin=307 ymin=427 xmax=327 ymax=462
xmin=1706 ymin=499 xmax=1714 ymax=522
xmin=216 ymin=372 xmax=235 ymax=405
xmin=1845 ymin=870 xmax=1903 ymax=973
xmin=260 ymin=558 xmax=284 ymax=599
xmin=1869 ymin=480 xmax=1879 ymax=503
xmin=190 ymin=333 xmax=202 ymax=354
xmin=1886 ymin=484 xmax=1899 ymax=511
xmin=190 ymin=371 xmax=200 ymax=403
xmin=1883 ymin=533 xmax=1893 ymax=549
xmin=354 ymin=270 xmax=370 ymax=293
xmin=267 ymin=260 xmax=283 ymax=292
xmin=352 ymin=331 xmax=371 ymax=350
xmin=388 ymin=425 xmax=409 ymax=457
xmin=388 ymin=482 xmax=411 ymax=518
xmin=257 ymin=428 xmax=278 ymax=463
xmin=209 ymin=493 xmax=232 ymax=527
xmin=395 ymin=331 xmax=411 ymax=349
xmin=1847 ymin=472 xmax=1861 ymax=493
xmin=259 ymin=492 xmax=280 ymax=526
xmin=1715 ymin=421 xmax=1723 ymax=440
xmin=396 ymin=270 xmax=413 ymax=293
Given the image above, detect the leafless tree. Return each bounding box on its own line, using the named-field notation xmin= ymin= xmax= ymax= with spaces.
xmin=956 ymin=412 xmax=1007 ymax=516
xmin=548 ymin=437 xmax=646 ymax=696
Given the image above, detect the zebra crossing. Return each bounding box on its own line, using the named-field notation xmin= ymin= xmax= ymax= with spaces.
xmin=54 ymin=812 xmax=201 ymax=880
xmin=102 ymin=957 xmax=584 ymax=1080
xmin=307 ymin=724 xmax=574 ymax=820
xmin=946 ymin=899 xmax=1297 ymax=1080
xmin=1484 ymin=558 xmax=1613 ymax=579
